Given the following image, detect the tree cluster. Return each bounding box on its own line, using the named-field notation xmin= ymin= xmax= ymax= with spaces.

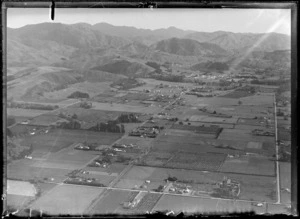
xmin=8 ymin=102 xmax=59 ymax=110
xmin=68 ymin=91 xmax=89 ymax=99
xmin=89 ymin=120 xmax=125 ymax=133
xmin=116 ymin=114 xmax=140 ymax=123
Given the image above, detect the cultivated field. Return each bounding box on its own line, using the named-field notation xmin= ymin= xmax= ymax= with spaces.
xmin=28 ymin=114 xmax=61 ymax=126
xmin=220 ymin=155 xmax=275 ymax=176
xmin=20 ymin=129 xmax=123 ymax=153
xmin=152 ymin=195 xmax=219 ymax=214
xmin=7 ymin=108 xmax=51 ymax=118
xmin=88 ymin=189 xmax=139 ymax=215
xmin=44 ymin=82 xmax=112 ymax=100
xmin=30 ymin=146 xmax=98 ymax=170
xmin=7 ymin=180 xmax=37 ymax=196
xmin=7 ymin=194 xmax=34 ymax=210
xmin=279 ymin=162 xmax=291 ymax=204
xmin=8 ymin=159 xmax=71 ymax=183
xmin=218 ymin=128 xmax=274 ymax=143
xmin=90 ymin=102 xmax=160 ymax=114
xmin=165 ymin=152 xmax=226 ymax=171
xmin=30 ymin=184 xmax=105 ymax=215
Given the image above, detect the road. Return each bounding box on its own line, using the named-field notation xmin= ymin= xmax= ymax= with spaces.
xmin=274 ymin=94 xmax=281 ymax=204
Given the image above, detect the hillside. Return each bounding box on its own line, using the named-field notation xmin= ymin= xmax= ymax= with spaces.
xmin=186 ymin=31 xmax=290 ymax=52
xmin=91 ymin=59 xmax=154 ymax=77
xmin=191 ymin=61 xmax=230 ymax=72
xmin=153 ymin=38 xmax=228 ymax=57
xmin=6 ymin=22 xmax=291 ymax=101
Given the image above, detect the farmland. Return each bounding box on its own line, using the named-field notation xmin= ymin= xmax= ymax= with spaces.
xmin=7 ymin=180 xmax=37 ymax=196
xmin=19 ymin=129 xmax=123 ymax=153
xmin=7 ymin=108 xmax=51 ymax=118
xmin=5 ymin=23 xmax=291 ymax=216
xmin=88 ymin=189 xmax=139 ymax=215
xmin=30 ymin=184 xmax=105 ymax=215
xmin=220 ymin=155 xmax=275 ymax=176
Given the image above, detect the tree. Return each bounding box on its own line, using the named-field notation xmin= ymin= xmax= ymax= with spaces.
xmin=71 ymin=113 xmax=78 ymax=119
xmin=238 ymin=100 xmax=242 ymax=105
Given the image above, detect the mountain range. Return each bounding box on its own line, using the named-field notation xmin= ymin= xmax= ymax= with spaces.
xmin=7 ymin=22 xmax=291 ymax=100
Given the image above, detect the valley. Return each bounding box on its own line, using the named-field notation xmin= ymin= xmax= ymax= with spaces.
xmin=5 ymin=22 xmax=292 ymax=216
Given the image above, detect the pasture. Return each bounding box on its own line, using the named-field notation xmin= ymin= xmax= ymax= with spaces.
xmin=44 ymin=82 xmax=112 ymax=100
xmin=7 ymin=194 xmax=34 ymax=210
xmin=279 ymin=162 xmax=291 ymax=204
xmin=219 ymin=155 xmax=275 ymax=176
xmin=152 ymin=135 xmax=248 ymax=154
xmin=30 ymin=184 xmax=105 ymax=215
xmin=8 ymin=159 xmax=71 ymax=183
xmin=88 ymin=189 xmax=139 ymax=215
xmin=7 ymin=108 xmax=50 ymax=118
xmin=218 ymin=128 xmax=274 ymax=143
xmin=7 ymin=180 xmax=37 ymax=196
xmin=165 ymin=152 xmax=226 ymax=171
xmin=28 ymin=114 xmax=60 ymax=126
xmin=20 ymin=129 xmax=123 ymax=153
xmin=90 ymin=102 xmax=161 ymax=114
xmin=152 ymin=195 xmax=219 ymax=214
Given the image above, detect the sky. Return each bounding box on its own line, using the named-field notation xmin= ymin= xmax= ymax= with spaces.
xmin=7 ymin=8 xmax=291 ymax=35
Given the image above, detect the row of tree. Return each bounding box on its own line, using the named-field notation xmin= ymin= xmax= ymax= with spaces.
xmin=8 ymin=102 xmax=59 ymax=110
xmin=89 ymin=120 xmax=125 ymax=133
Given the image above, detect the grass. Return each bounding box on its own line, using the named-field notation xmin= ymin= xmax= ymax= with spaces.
xmin=7 ymin=194 xmax=34 ymax=210
xmin=8 ymin=160 xmax=71 ymax=183
xmin=7 ymin=180 xmax=37 ymax=196
xmin=221 ymin=91 xmax=255 ymax=99
xmin=7 ymin=108 xmax=51 ymax=117
xmin=30 ymin=184 xmax=105 ymax=215
xmin=153 ymin=195 xmax=219 ymax=214
xmin=219 ymin=155 xmax=275 ymax=176
xmin=90 ymin=101 xmax=161 ymax=114
xmin=165 ymin=152 xmax=226 ymax=171
xmin=89 ymin=189 xmax=139 ymax=215
xmin=20 ymin=129 xmax=123 ymax=153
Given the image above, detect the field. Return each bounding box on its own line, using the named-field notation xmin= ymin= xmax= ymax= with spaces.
xmin=30 ymin=146 xmax=98 ymax=170
xmin=88 ymin=189 xmax=139 ymax=215
xmin=278 ymin=130 xmax=291 ymax=141
xmin=220 ymin=155 xmax=275 ymax=176
xmin=240 ymin=94 xmax=274 ymax=106
xmin=237 ymin=118 xmax=269 ymax=126
xmin=44 ymin=82 xmax=112 ymax=100
xmin=218 ymin=128 xmax=274 ymax=143
xmin=153 ymin=195 xmax=268 ymax=214
xmin=85 ymin=163 xmax=128 ymax=175
xmin=115 ymin=165 xmax=276 ymax=202
xmin=28 ymin=114 xmax=60 ymax=126
xmin=224 ymin=173 xmax=276 ymax=202
xmin=55 ymin=108 xmax=122 ymax=127
xmin=188 ymin=115 xmax=238 ymax=124
xmin=164 ymin=129 xmax=217 ymax=139
xmin=30 ymin=184 xmax=105 ymax=215
xmin=8 ymin=159 xmax=71 ymax=183
xmin=221 ymin=90 xmax=255 ymax=99
xmin=90 ymin=102 xmax=160 ymax=114
xmin=153 ymin=134 xmax=247 ymax=154
xmin=20 ymin=129 xmax=123 ymax=153
xmin=132 ymin=193 xmax=162 ymax=214
xmin=7 ymin=108 xmax=51 ymax=118
xmin=7 ymin=194 xmax=34 ymax=210
xmin=279 ymin=162 xmax=291 ymax=204
xmin=165 ymin=152 xmax=226 ymax=171
xmin=152 ymin=195 xmax=220 ymax=214
xmin=7 ymin=180 xmax=37 ymax=196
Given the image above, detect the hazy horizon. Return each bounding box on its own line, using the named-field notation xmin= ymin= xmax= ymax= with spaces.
xmin=7 ymin=8 xmax=291 ymax=35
